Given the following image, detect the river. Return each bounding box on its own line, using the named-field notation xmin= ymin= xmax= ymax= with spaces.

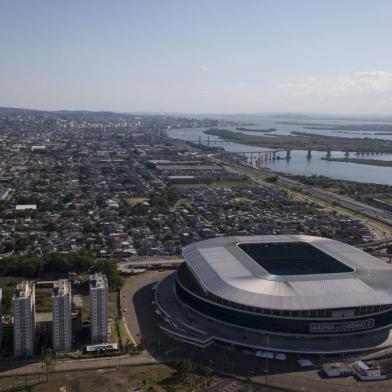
xmin=167 ymin=118 xmax=392 ymax=186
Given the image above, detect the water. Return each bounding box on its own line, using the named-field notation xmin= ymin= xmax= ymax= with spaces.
xmin=168 ymin=118 xmax=392 ymax=185
xmin=260 ymin=149 xmax=392 ymax=185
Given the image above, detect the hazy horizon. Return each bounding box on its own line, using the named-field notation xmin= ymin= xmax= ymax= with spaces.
xmin=2 ymin=0 xmax=392 ymax=115
xmin=4 ymin=106 xmax=392 ymax=120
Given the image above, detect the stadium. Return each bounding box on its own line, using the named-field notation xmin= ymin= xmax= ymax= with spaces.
xmin=155 ymin=235 xmax=392 ymax=355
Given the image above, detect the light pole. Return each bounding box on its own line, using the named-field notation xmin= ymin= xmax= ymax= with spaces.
xmin=265 ymin=334 xmax=270 ymax=385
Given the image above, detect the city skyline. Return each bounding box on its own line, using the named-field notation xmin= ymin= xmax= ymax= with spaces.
xmin=1 ymin=0 xmax=392 ymax=114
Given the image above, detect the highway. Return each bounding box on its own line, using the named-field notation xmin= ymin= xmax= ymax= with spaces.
xmin=211 ymin=152 xmax=392 ymax=228
xmin=118 ymin=259 xmax=183 ymax=271
xmin=275 ymin=175 xmax=392 ymax=226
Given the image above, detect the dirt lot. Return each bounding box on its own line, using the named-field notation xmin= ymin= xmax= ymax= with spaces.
xmin=0 ymin=364 xmax=283 ymax=392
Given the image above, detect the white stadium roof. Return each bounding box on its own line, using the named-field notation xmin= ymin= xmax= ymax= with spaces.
xmin=182 ymin=235 xmax=392 ymax=311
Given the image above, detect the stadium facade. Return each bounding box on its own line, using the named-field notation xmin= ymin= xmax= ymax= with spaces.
xmin=155 ymin=235 xmax=392 ymax=355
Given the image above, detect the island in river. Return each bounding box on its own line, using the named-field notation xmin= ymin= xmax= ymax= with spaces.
xmin=204 ymin=128 xmax=392 ymax=152
xmin=235 ymin=127 xmax=276 ymax=133
xmin=322 ymin=158 xmax=392 ymax=167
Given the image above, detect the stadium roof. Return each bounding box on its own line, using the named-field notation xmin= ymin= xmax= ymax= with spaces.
xmin=182 ymin=235 xmax=392 ymax=311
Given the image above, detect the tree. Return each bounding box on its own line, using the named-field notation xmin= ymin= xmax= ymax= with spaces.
xmin=95 ymin=260 xmax=123 ymax=289
xmin=43 ymin=348 xmax=53 ymax=382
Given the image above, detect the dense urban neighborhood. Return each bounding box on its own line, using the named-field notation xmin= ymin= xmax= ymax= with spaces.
xmin=3 ymin=1 xmax=392 ymax=390
xmin=1 ymin=108 xmax=392 ymax=392
xmin=0 ymin=110 xmax=374 ymax=262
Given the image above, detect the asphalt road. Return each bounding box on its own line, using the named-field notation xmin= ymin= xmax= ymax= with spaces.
xmin=119 ymin=259 xmax=184 ymax=272
xmin=121 ymin=270 xmax=172 ymax=344
xmin=212 ymin=152 xmax=392 ymax=228
xmin=251 ymin=160 xmax=392 ymax=226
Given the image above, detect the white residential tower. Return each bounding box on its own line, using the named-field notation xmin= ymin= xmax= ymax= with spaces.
xmin=13 ymin=281 xmax=35 ymax=357
xmin=52 ymin=279 xmax=72 ymax=353
xmin=89 ymin=273 xmax=108 ymax=343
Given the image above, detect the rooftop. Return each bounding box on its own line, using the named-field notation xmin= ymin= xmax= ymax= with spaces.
xmin=237 ymin=241 xmax=354 ymax=276
xmin=89 ymin=273 xmax=108 ymax=289
xmin=53 ymin=279 xmax=71 ymax=297
xmin=15 ymin=204 xmax=37 ymax=210
xmin=183 ymin=235 xmax=392 ymax=310
xmin=14 ymin=281 xmax=34 ymax=299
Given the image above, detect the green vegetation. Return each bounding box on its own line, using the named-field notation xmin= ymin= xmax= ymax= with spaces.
xmin=118 ymin=317 xmax=131 ymax=349
xmin=190 ymin=142 xmax=223 ymax=152
xmin=150 ymin=188 xmax=180 ymax=209
xmin=0 ymin=253 xmax=123 ymax=289
xmin=36 ymin=290 xmax=53 ymax=312
xmin=204 ymin=127 xmax=392 ymax=152
xmin=120 ymin=188 xmax=180 ymax=218
xmin=18 ymin=363 xmax=209 ymax=392
xmin=1 ymin=360 xmax=216 ymax=392
xmin=276 ymin=121 xmax=392 ymax=133
xmin=2 ymin=286 xmax=14 ymax=313
xmin=235 ymin=127 xmax=276 ymax=133
xmin=1 ymin=277 xmax=24 ymax=313
xmin=322 ymin=157 xmax=392 ymax=167
xmin=109 ymin=320 xmax=120 ymax=346
xmin=285 ymin=174 xmax=392 ymax=198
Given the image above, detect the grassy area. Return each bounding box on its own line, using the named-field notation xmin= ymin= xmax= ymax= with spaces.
xmin=75 ymin=294 xmax=89 ymax=321
xmin=277 ymin=120 xmax=392 ymax=133
xmin=283 ymin=174 xmax=392 ymax=198
xmin=236 ymin=127 xmax=276 ymax=133
xmin=107 ymin=290 xmax=118 ymax=318
xmin=107 ymin=290 xmax=124 ymax=348
xmin=17 ymin=364 xmax=182 ymax=392
xmin=381 ymin=197 xmax=392 ymax=205
xmin=3 ymin=362 xmax=220 ymax=392
xmin=0 ymin=277 xmax=24 ymax=314
xmin=322 ymin=157 xmax=392 ymax=167
xmin=109 ymin=320 xmax=119 ymax=344
xmin=205 ymin=127 xmax=392 ymax=152
xmin=118 ymin=317 xmax=134 ymax=347
xmin=118 ymin=275 xmax=139 ymax=347
xmin=35 ymin=289 xmax=53 ymax=312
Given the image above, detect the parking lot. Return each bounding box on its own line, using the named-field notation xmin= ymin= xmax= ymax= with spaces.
xmin=121 ymin=270 xmax=392 ymax=391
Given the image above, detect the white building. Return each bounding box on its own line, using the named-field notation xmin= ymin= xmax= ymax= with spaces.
xmin=323 ymin=363 xmax=354 ymax=378
xmin=353 ymin=361 xmax=386 ymax=381
xmin=13 ymin=282 xmax=35 ymax=357
xmin=89 ymin=273 xmax=108 ymax=344
xmin=323 ymin=361 xmax=386 ymax=381
xmin=52 ymin=280 xmax=72 ymax=353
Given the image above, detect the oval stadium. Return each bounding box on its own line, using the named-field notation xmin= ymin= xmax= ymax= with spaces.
xmin=155 ymin=235 xmax=392 ymax=355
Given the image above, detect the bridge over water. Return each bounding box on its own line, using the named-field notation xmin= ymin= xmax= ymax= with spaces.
xmin=189 ymin=138 xmax=390 ymax=160
xmin=236 ymin=150 xmax=292 ymax=162
xmin=188 ymin=137 xmax=294 ymax=161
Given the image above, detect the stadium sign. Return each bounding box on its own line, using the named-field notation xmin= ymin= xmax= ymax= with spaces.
xmin=310 ymin=319 xmax=374 ymax=333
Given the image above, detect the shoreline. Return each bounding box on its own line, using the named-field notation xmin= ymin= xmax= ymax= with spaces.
xmin=322 ymin=157 xmax=392 ymax=167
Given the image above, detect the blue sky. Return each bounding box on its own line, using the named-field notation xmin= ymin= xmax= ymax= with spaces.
xmin=1 ymin=0 xmax=392 ymax=114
